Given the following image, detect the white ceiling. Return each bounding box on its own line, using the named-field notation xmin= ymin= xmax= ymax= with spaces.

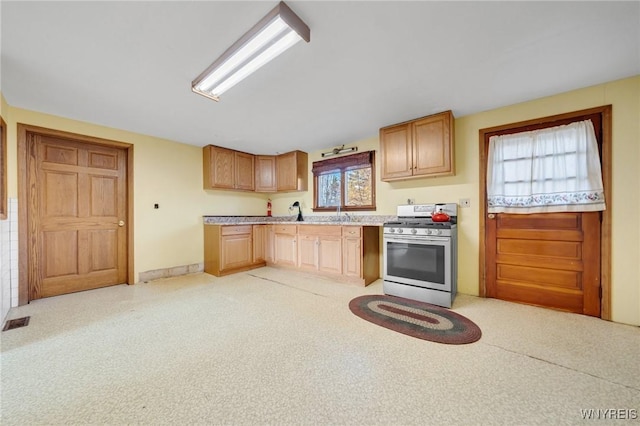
xmin=1 ymin=1 xmax=639 ymax=155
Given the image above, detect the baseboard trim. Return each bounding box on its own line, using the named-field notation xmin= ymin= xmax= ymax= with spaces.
xmin=138 ymin=263 xmax=204 ymax=283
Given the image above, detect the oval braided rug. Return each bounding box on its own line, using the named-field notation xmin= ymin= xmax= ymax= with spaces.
xmin=349 ymin=295 xmax=482 ymax=344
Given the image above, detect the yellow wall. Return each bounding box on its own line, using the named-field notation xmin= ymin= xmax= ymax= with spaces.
xmin=286 ymin=75 xmax=640 ymax=326
xmin=2 ymin=75 xmax=639 ymax=325
xmin=2 ymin=105 xmax=267 ymax=279
xmin=455 ymin=76 xmax=639 ymax=326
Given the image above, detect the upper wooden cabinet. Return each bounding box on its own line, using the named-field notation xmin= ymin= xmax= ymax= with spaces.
xmin=380 ymin=110 xmax=454 ymax=181
xmin=235 ymin=151 xmax=255 ymax=191
xmin=276 ymin=150 xmax=308 ymax=192
xmin=203 ymin=145 xmax=255 ymax=191
xmin=203 ymin=145 xmax=234 ymax=189
xmin=204 ymin=146 xmax=307 ymax=193
xmin=255 ymin=155 xmax=277 ymax=192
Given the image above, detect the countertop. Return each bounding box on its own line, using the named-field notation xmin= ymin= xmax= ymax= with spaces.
xmin=203 ymin=214 xmax=394 ymax=227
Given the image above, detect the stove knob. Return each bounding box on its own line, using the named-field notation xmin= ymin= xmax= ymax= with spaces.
xmin=435 ymin=229 xmax=442 ymax=236
xmin=398 ymin=228 xmax=403 ymax=234
xmin=411 ymin=228 xmax=417 ymax=234
xmin=389 ymin=228 xmax=395 ymax=233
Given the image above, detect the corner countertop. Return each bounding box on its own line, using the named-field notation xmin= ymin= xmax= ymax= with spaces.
xmin=203 ymin=214 xmax=395 ymax=227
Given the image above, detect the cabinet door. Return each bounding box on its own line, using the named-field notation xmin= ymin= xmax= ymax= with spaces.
xmin=252 ymin=225 xmax=265 ymax=264
xmin=203 ymin=146 xmax=235 ymax=189
xmin=235 ymin=151 xmax=255 ymax=191
xmin=276 ymin=151 xmax=308 ymax=192
xmin=318 ymin=236 xmax=342 ymax=274
xmin=274 ymin=233 xmax=297 ymax=266
xmin=220 ymin=233 xmax=252 ymax=271
xmin=412 ymin=111 xmax=454 ymax=176
xmin=297 ymin=235 xmax=318 ymax=271
xmin=265 ymin=225 xmax=275 ymax=263
xmin=342 ymin=237 xmax=362 ymax=278
xmin=255 ymin=155 xmax=277 ymax=192
xmin=380 ymin=124 xmax=413 ymax=180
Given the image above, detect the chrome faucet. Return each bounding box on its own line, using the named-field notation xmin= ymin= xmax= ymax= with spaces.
xmin=335 ymin=206 xmax=351 ymax=222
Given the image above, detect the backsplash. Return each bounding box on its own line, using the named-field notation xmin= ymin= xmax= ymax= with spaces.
xmin=203 ymin=214 xmax=396 ymax=226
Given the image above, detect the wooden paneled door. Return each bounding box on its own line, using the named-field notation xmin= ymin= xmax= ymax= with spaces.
xmin=485 ymin=212 xmax=601 ymax=315
xmin=480 ymin=106 xmax=612 ymax=318
xmin=21 ymin=126 xmax=130 ymax=301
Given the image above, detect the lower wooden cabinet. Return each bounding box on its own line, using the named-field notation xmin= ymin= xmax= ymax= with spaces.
xmin=341 ymin=226 xmax=380 ymax=286
xmin=342 ymin=227 xmax=362 ymax=278
xmin=204 ymin=225 xmax=265 ymax=276
xmin=205 ymin=223 xmax=380 ymax=285
xmin=265 ymin=225 xmax=275 ymax=263
xmin=252 ymin=225 xmax=266 ymax=263
xmin=267 ymin=224 xmax=380 ymax=286
xmin=273 ymin=224 xmax=298 ymax=267
xmin=220 ymin=230 xmax=252 ymax=271
xmin=297 ymin=226 xmax=343 ymax=274
xmin=318 ymin=235 xmax=342 ymax=275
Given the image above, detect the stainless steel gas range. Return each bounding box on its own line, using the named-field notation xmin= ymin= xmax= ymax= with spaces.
xmin=383 ymin=203 xmax=458 ymax=308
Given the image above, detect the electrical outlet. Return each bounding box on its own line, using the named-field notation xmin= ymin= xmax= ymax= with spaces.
xmin=459 ymin=198 xmax=471 ymax=208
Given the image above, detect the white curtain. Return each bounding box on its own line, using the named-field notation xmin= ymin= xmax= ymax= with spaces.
xmin=487 ymin=119 xmax=605 ymax=214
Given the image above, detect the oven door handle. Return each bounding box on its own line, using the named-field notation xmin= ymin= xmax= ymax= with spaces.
xmin=384 ymin=236 xmax=449 ymax=243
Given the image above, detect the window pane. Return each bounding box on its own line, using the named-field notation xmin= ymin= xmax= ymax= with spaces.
xmin=317 ymin=172 xmax=341 ymax=207
xmin=345 ymin=167 xmax=372 ymax=206
xmin=312 ymin=151 xmax=376 ymax=211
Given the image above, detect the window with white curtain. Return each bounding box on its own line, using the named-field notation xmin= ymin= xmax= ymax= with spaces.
xmin=487 ymin=119 xmax=605 ymax=214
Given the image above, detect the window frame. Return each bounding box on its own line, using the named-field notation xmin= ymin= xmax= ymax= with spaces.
xmin=312 ymin=150 xmax=376 ymax=212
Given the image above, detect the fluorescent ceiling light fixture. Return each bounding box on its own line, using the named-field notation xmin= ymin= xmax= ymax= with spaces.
xmin=192 ymin=1 xmax=310 ymax=102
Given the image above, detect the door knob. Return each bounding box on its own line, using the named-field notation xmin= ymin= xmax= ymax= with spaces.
xmin=487 ymin=214 xmax=496 ymax=219
xmin=118 ymin=220 xmax=125 ymax=227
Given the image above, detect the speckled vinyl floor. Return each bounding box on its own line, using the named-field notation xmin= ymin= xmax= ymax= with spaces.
xmin=1 ymin=267 xmax=639 ymax=425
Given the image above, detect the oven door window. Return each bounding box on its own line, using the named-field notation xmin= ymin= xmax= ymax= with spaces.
xmin=386 ymin=241 xmax=446 ymax=286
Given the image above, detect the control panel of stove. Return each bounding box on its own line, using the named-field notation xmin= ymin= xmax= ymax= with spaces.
xmin=384 ymin=226 xmax=452 ymax=237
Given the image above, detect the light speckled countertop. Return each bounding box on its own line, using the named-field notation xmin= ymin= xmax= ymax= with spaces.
xmin=203 ymin=214 xmax=394 ymax=226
